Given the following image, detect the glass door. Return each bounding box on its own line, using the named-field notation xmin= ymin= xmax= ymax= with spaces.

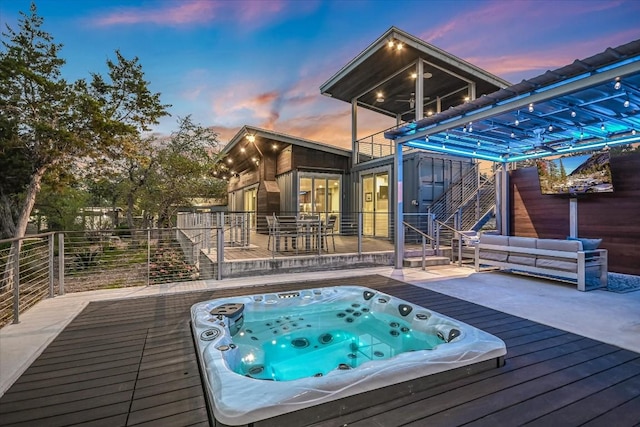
xmin=243 ymin=187 xmax=257 ymax=229
xmin=362 ymin=172 xmax=389 ymax=237
xmin=298 ymin=174 xmax=341 ymax=231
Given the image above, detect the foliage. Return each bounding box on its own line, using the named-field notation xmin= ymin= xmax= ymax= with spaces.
xmin=0 ymin=3 xmax=170 ymax=241
xmin=72 ymin=248 xmax=101 ymax=271
xmin=35 ymin=182 xmax=89 ymax=231
xmin=149 ymin=245 xmax=197 ymax=284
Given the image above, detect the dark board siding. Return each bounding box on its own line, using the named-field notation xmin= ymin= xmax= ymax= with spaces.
xmin=292 ymin=145 xmax=350 ymax=172
xmin=509 ymin=151 xmax=640 ymax=275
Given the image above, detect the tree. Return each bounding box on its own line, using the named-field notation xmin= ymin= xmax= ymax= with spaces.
xmin=0 ymin=3 xmax=169 ymax=289
xmin=141 ymin=116 xmax=226 ymax=227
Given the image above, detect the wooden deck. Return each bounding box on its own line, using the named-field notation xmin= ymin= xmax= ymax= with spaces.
xmin=1 ymin=275 xmax=639 ymax=426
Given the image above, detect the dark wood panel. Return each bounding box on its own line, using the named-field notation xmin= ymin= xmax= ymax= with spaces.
xmin=1 ymin=275 xmax=639 ymax=427
xmin=509 ymin=151 xmax=640 ymax=275
xmin=291 ymin=145 xmax=350 ymax=171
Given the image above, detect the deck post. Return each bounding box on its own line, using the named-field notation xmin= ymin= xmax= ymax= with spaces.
xmin=394 ymin=140 xmax=404 ymax=269
xmin=58 ymin=233 xmax=64 ymax=295
xmin=12 ymin=240 xmax=20 ymax=324
xmin=48 ymin=233 xmax=54 ymax=298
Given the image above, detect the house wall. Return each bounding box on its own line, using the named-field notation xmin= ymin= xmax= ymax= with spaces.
xmin=509 ymin=151 xmax=640 ymax=275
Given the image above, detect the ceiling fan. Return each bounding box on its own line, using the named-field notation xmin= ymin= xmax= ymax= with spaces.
xmin=395 ymin=92 xmax=430 ymax=109
xmin=532 ymin=128 xmax=557 ymax=152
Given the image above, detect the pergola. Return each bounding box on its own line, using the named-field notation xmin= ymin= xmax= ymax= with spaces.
xmin=385 ymin=38 xmax=640 ymax=268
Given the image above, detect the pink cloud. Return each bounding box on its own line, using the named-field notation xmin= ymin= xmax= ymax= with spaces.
xmin=91 ymin=0 xmax=316 ymax=27
xmin=93 ymin=1 xmax=220 ymax=26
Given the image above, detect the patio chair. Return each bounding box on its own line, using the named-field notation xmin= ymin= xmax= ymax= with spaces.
xmin=321 ymin=215 xmax=337 ymax=252
xmin=265 ymin=215 xmax=277 ymax=251
xmin=276 ymin=215 xmax=300 ymax=253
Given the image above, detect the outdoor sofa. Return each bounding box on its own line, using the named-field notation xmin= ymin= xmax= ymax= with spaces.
xmin=475 ymin=234 xmax=608 ymax=291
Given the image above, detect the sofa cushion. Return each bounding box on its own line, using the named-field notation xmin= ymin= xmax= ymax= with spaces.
xmin=536 ymin=257 xmax=578 ymax=272
xmin=536 ymin=239 xmax=582 ymax=252
xmin=567 ymin=236 xmax=602 ymax=251
xmin=508 ymin=254 xmax=536 ymax=266
xmin=479 ymin=250 xmax=508 ymax=262
xmin=508 ymin=236 xmax=537 ymax=248
xmin=479 ymin=234 xmax=509 ymax=245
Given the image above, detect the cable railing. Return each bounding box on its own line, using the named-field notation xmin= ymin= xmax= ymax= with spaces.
xmin=1 ymin=233 xmax=56 ymax=326
xmin=1 ymin=211 xmax=444 ymax=327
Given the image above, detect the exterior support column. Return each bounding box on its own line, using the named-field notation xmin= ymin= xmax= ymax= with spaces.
xmin=351 ymin=98 xmax=358 ymax=168
xmin=394 ymin=141 xmax=404 ymax=268
xmin=569 ymin=198 xmax=578 ymax=237
xmin=415 ymin=60 xmax=424 ymax=120
xmin=495 ymin=164 xmax=509 ymax=235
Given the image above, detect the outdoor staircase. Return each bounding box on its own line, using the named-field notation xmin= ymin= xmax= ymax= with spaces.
xmin=403 ymin=247 xmax=452 ymax=267
xmin=427 ymin=163 xmax=499 ymax=246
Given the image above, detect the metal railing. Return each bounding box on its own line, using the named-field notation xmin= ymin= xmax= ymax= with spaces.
xmin=1 ymin=211 xmax=441 ymax=327
xmin=403 ymin=221 xmax=436 ymax=270
xmin=1 ymin=233 xmax=56 ymax=326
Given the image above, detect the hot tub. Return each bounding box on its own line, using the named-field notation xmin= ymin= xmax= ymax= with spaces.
xmin=191 ymin=286 xmax=506 ymax=425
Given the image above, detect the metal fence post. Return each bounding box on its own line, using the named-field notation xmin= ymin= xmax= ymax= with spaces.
xmin=216 ymin=227 xmax=224 ymax=280
xmin=147 ymin=228 xmax=151 ymax=286
xmin=12 ymin=241 xmax=20 ymax=324
xmin=357 ymin=211 xmax=363 ymax=255
xmin=58 ymin=233 xmax=65 ymax=295
xmin=48 ymin=233 xmax=54 ymax=298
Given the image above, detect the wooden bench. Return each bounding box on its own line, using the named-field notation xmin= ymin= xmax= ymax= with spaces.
xmin=475 ymin=234 xmax=608 ymax=291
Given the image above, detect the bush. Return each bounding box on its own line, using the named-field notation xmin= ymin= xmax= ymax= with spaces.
xmin=148 ymin=246 xmax=197 ymax=284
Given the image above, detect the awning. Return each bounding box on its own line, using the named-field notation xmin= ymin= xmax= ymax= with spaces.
xmin=385 ymin=39 xmax=640 ymax=162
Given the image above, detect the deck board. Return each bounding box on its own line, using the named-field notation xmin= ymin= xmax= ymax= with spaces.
xmin=1 ymin=275 xmax=639 ymax=427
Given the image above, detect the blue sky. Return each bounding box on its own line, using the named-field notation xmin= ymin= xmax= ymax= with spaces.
xmin=2 ymin=0 xmax=639 ymax=149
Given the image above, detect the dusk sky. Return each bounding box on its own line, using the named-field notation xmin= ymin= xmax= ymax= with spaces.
xmin=2 ymin=0 xmax=639 ymax=150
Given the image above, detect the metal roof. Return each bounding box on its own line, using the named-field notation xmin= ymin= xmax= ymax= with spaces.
xmin=385 ymin=39 xmax=640 ymax=162
xmin=220 ymin=126 xmax=351 ymax=176
xmin=320 ymin=27 xmax=510 ymax=123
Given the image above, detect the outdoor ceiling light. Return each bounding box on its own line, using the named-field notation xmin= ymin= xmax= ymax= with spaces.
xmin=411 ymin=72 xmax=417 ymax=79
xmin=396 ymin=42 xmax=404 ymax=50
xmin=376 ymin=92 xmax=384 ymax=102
xmin=424 ymin=72 xmax=433 ymax=79
xmin=388 ymin=39 xmax=394 ymax=48
xmin=510 ymin=132 xmax=515 ymax=138
xmin=528 ymin=103 xmax=534 ymax=113
xmin=425 ymin=135 xmax=429 ymax=142
xmin=624 ymin=97 xmax=631 ymax=108
xmin=571 ymin=110 xmax=577 ymax=118
xmin=601 ymin=123 xmax=606 ymax=131
xmin=240 ymin=147 xmax=246 ymax=153
xmin=614 ymin=79 xmax=622 ymax=90
xmin=632 ymin=129 xmax=637 ymax=135
xmin=246 ymin=134 xmax=256 ymax=143
xmin=548 ymin=124 xmax=554 ymax=132
xmin=227 ymin=158 xmax=233 ymax=164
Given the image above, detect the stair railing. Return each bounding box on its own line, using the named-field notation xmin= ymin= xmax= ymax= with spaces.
xmin=403 ymin=221 xmax=436 ymax=271
xmin=434 ymin=219 xmax=478 ymax=266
